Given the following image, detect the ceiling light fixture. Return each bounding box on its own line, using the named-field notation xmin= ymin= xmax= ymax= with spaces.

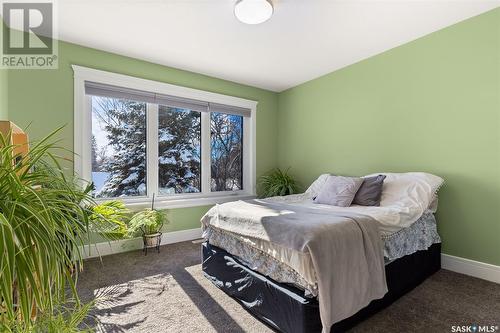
xmin=234 ymin=0 xmax=273 ymax=25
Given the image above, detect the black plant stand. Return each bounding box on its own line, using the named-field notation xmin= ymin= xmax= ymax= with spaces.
xmin=142 ymin=232 xmax=162 ymax=255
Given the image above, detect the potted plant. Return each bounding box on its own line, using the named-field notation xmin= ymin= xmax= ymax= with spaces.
xmin=0 ymin=128 xmax=97 ymax=330
xmin=127 ymin=195 xmax=168 ymax=254
xmin=259 ymin=167 xmax=300 ymax=198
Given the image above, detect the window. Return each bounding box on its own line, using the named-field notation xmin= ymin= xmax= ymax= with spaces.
xmin=91 ymin=96 xmax=147 ymax=198
xmin=210 ymin=112 xmax=243 ymax=192
xmin=158 ymin=105 xmax=201 ymax=195
xmin=74 ymin=66 xmax=256 ymax=208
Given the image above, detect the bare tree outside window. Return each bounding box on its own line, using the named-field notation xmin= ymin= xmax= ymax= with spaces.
xmin=211 ymin=112 xmax=243 ymax=192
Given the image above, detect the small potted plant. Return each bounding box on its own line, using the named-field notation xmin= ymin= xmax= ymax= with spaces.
xmin=127 ymin=195 xmax=168 ymax=254
xmin=259 ymin=167 xmax=300 ymax=198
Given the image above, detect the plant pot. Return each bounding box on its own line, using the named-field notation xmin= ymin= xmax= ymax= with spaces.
xmin=142 ymin=232 xmax=162 ymax=255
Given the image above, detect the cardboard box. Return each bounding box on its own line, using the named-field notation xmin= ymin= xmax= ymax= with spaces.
xmin=0 ymin=121 xmax=29 ymax=169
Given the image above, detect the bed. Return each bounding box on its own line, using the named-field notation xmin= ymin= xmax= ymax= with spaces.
xmin=201 ymin=172 xmax=444 ymax=333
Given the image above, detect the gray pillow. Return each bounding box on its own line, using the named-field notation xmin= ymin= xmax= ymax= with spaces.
xmin=353 ymin=175 xmax=386 ymax=206
xmin=313 ymin=175 xmax=363 ymax=207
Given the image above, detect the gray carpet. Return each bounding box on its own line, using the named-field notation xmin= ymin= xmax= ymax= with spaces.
xmin=77 ymin=241 xmax=500 ymax=333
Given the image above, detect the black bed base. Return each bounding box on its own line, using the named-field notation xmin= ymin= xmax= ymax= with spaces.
xmin=202 ymin=242 xmax=441 ymax=333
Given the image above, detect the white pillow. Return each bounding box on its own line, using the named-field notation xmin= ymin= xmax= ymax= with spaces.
xmin=365 ymin=172 xmax=444 ymax=211
xmin=306 ymin=172 xmax=444 ymax=229
xmin=306 ymin=172 xmax=444 ymax=210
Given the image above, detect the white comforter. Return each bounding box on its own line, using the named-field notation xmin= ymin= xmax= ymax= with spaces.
xmin=207 ymin=193 xmax=415 ymax=292
xmin=267 ymin=193 xmax=417 ymax=235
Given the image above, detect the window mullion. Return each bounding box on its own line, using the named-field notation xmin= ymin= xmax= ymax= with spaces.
xmin=147 ymin=103 xmax=159 ymax=199
xmin=201 ymin=112 xmax=211 ymax=194
xmin=82 ymin=95 xmax=93 ymax=183
xmin=242 ymin=117 xmax=252 ymax=195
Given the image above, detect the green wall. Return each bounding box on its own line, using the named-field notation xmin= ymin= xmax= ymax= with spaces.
xmin=7 ymin=40 xmax=279 ymax=232
xmin=278 ymin=8 xmax=500 ymax=265
xmin=0 ymin=69 xmax=7 ymax=120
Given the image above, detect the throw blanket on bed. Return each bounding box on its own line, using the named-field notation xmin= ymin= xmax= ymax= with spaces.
xmin=201 ymin=199 xmax=388 ymax=333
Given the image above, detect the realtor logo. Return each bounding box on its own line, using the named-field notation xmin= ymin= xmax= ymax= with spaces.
xmin=1 ymin=0 xmax=58 ymax=68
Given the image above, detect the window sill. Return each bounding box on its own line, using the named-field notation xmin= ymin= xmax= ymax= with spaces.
xmin=116 ymin=193 xmax=257 ymax=210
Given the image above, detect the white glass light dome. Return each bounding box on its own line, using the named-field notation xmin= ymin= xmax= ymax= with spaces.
xmin=234 ymin=0 xmax=273 ymax=25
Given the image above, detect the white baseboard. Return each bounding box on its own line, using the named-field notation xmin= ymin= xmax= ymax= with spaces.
xmin=441 ymin=253 xmax=500 ymax=284
xmin=80 ymin=228 xmax=202 ymax=259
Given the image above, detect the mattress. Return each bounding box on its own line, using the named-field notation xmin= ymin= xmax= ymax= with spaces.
xmin=205 ymin=211 xmax=440 ymax=297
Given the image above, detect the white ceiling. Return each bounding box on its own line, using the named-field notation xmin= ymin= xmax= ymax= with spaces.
xmin=57 ymin=0 xmax=499 ymax=92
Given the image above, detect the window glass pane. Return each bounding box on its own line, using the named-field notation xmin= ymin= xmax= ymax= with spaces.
xmin=91 ymin=96 xmax=147 ymax=198
xmin=158 ymin=105 xmax=201 ymax=194
xmin=211 ymin=113 xmax=243 ymax=192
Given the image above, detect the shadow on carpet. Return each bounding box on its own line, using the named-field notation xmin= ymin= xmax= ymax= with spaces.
xmin=77 ymin=241 xmax=500 ymax=333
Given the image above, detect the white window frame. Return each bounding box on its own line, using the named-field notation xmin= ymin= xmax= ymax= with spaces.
xmin=72 ymin=65 xmax=257 ymax=209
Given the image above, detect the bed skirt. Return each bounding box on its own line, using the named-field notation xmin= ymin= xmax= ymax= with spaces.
xmin=202 ymin=242 xmax=441 ymax=333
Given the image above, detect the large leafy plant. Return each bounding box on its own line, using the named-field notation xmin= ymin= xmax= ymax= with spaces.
xmin=0 ymin=129 xmax=96 ymax=331
xmin=89 ymin=200 xmax=129 ymax=240
xmin=259 ymin=168 xmax=300 ymax=198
